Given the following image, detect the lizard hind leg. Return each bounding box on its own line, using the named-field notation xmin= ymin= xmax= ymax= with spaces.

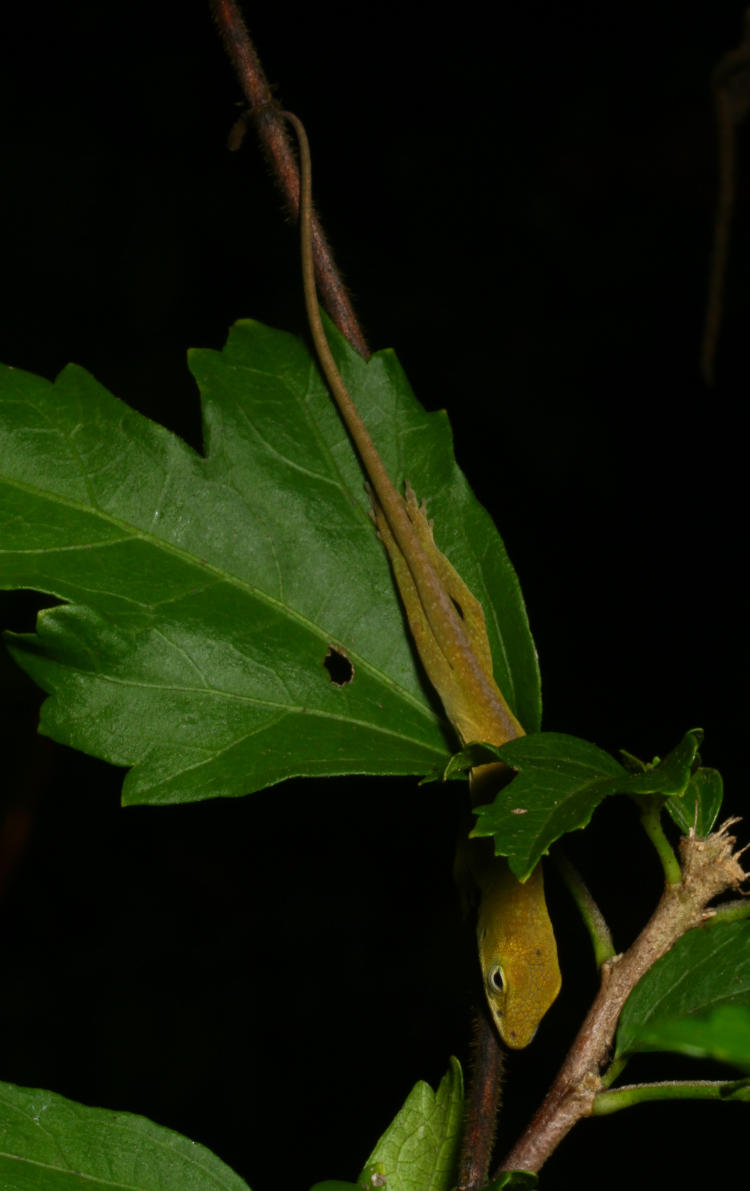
xmin=402 ymin=481 xmax=496 ymax=685
xmin=369 ymin=478 xmax=523 ymax=747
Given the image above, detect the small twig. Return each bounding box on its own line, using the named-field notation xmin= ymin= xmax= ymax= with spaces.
xmin=593 ymin=1078 xmax=750 ymax=1114
xmin=209 ymin=0 xmax=370 ymax=360
xmin=553 ymin=851 xmax=615 ymax=969
xmin=637 ymin=798 xmax=681 ymax=886
xmin=598 ymin=1054 xmax=628 ymax=1091
xmin=494 ymin=820 xmax=747 ymax=1176
xmin=710 ymin=897 xmax=750 ymax=924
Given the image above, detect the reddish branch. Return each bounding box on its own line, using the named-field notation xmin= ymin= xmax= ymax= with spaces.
xmin=456 ymin=1008 xmax=505 ymax=1190
xmin=210 ymin=0 xmax=370 ymax=360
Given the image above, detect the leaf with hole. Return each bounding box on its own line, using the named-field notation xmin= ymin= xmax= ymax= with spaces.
xmin=0 ymin=318 xmax=540 ymax=805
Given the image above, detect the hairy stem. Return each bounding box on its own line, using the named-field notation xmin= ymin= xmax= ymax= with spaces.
xmin=710 ymin=897 xmax=750 ymax=925
xmin=456 ymin=1008 xmax=505 ymax=1190
xmin=593 ymin=1078 xmax=749 ymax=1114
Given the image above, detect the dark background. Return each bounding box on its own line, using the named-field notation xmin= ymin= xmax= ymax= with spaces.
xmin=1 ymin=2 xmax=748 ymax=1188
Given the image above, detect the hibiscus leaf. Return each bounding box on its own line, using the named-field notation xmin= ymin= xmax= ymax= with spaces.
xmin=0 ymin=318 xmax=539 ymax=805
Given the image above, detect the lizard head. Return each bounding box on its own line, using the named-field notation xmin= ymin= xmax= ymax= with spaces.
xmin=477 ymin=861 xmax=561 ymax=1049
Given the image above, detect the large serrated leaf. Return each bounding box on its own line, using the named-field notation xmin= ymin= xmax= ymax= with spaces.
xmin=0 ymin=319 xmax=540 ymax=804
xmin=615 ymin=919 xmax=750 ymax=1070
xmin=0 ymin=1081 xmax=251 ymax=1190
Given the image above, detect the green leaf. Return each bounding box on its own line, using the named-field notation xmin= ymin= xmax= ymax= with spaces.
xmin=0 ymin=1081 xmax=250 ymax=1189
xmin=616 ymin=919 xmax=750 ymax=1070
xmin=470 ymin=729 xmax=705 ymax=879
xmin=621 ymin=1005 xmax=750 ymax=1071
xmin=0 ymin=319 xmax=539 ymax=804
xmin=357 ymin=1058 xmax=464 ymax=1191
xmin=469 ymin=732 xmax=627 ymax=879
xmin=442 ymin=742 xmax=503 ymax=780
xmin=667 ymin=766 xmax=724 ymax=836
xmin=310 ymin=1183 xmax=360 ymax=1190
xmin=620 ymin=728 xmax=702 ymax=797
xmin=720 ymin=1077 xmax=750 ymax=1101
xmin=482 ymin=1175 xmax=538 ymax=1190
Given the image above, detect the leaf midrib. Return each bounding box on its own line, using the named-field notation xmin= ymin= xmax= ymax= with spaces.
xmin=1 ymin=470 xmax=445 ymax=728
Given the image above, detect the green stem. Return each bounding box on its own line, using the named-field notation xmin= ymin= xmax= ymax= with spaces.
xmin=599 ymin=1054 xmax=628 ymax=1090
xmin=710 ymin=897 xmax=750 ymax=925
xmin=553 ymin=852 xmax=615 ymax=968
xmin=638 ymin=799 xmax=681 ymax=886
xmin=593 ymin=1078 xmax=750 ymax=1115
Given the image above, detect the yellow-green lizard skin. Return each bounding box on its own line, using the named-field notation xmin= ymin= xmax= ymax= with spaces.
xmin=287 ymin=111 xmax=560 ymax=1047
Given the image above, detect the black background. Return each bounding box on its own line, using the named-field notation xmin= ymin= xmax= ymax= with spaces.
xmin=1 ymin=3 xmax=748 ymax=1189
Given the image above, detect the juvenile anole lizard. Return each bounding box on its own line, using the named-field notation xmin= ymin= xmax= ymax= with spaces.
xmin=285 ymin=111 xmax=560 ymax=1048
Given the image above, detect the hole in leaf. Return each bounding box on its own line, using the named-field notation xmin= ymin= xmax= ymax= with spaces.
xmin=450 ymin=596 xmax=465 ymax=619
xmin=324 ymin=647 xmax=354 ymax=686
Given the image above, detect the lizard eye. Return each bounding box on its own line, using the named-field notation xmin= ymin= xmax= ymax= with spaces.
xmin=487 ymin=964 xmax=505 ymax=994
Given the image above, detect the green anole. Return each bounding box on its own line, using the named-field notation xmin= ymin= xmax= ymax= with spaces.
xmin=285 ymin=111 xmax=560 ymax=1048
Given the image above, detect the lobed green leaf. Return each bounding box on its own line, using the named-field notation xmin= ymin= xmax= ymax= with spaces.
xmin=469 ymin=729 xmax=706 ymax=879
xmin=469 ymin=733 xmax=627 ymax=879
xmin=0 ymin=320 xmax=539 ymax=804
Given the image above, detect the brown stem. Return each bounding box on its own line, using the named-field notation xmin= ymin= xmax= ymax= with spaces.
xmin=494 ymin=822 xmax=747 ymax=1175
xmin=456 ymin=1007 xmax=505 ymax=1190
xmin=209 ymin=0 xmax=370 ymax=359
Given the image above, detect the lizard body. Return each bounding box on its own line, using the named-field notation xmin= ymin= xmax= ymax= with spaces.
xmin=286 ymin=111 xmax=560 ymax=1047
